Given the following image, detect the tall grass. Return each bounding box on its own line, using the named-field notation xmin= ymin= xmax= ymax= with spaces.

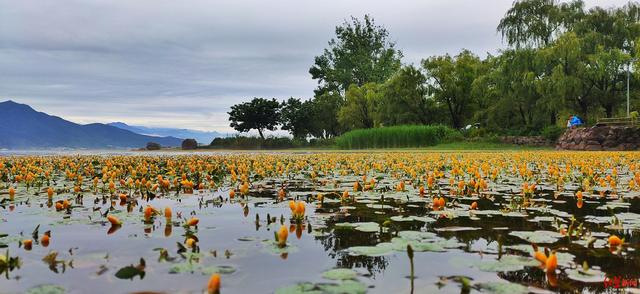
xmin=335 ymin=125 xmax=462 ymax=149
xmin=208 ymin=136 xmax=334 ymax=149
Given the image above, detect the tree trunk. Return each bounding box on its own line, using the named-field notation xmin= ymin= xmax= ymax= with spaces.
xmin=577 ymin=97 xmax=588 ymax=123
xmin=605 ymin=104 xmax=613 ymax=118
xmin=446 ymin=99 xmax=459 ymax=129
xmin=519 ymin=105 xmax=527 ymax=126
xmin=258 ymin=129 xmax=265 ymax=140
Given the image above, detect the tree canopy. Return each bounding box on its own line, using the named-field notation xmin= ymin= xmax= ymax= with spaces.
xmin=309 ymin=15 xmax=403 ymax=96
xmin=228 ymin=98 xmax=280 ymax=139
xmin=228 ymin=4 xmax=640 ymax=140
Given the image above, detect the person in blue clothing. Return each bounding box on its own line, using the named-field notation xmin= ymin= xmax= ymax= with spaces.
xmin=569 ymin=115 xmax=583 ymax=128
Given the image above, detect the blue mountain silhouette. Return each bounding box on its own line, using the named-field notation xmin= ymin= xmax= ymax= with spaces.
xmin=0 ymin=100 xmax=182 ymax=149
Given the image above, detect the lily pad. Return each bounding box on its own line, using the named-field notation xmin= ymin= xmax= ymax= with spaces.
xmin=435 ymin=226 xmax=481 ymax=232
xmin=509 ymin=230 xmax=563 ymax=244
xmin=390 ymin=215 xmax=436 ymax=223
xmin=322 ymin=268 xmax=357 ymax=280
xmin=391 ymin=238 xmax=446 ymax=252
xmin=318 ymin=280 xmax=366 ymax=294
xmin=169 ymin=262 xmax=236 ymax=275
xmin=346 ymin=243 xmax=394 ymax=256
xmin=25 ymin=285 xmax=66 ymax=294
xmin=566 ymin=268 xmax=607 ymax=283
xmin=397 ymin=231 xmax=437 ymax=241
xmin=477 ymin=281 xmax=529 ymax=294
xmin=275 ymin=282 xmax=322 ymax=294
xmin=472 ymin=255 xmax=539 ymax=272
xmin=275 ymin=280 xmax=366 ymax=294
xmin=435 ymin=238 xmax=465 ymax=249
xmin=261 ymin=240 xmax=299 ymax=255
xmin=335 ymin=222 xmax=381 ymax=233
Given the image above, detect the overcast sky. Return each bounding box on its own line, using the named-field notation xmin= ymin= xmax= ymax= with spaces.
xmin=0 ymin=0 xmax=631 ymax=132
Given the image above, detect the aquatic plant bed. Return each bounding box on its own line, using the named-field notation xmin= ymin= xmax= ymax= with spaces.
xmin=0 ymin=151 xmax=639 ymax=293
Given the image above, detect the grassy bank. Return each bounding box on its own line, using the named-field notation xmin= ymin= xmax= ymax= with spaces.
xmin=420 ymin=141 xmax=551 ymax=151
xmin=196 ymin=125 xmax=553 ymax=151
xmin=207 ymin=136 xmax=334 ymax=149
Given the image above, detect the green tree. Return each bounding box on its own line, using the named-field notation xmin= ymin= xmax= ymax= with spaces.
xmin=338 ymin=83 xmax=379 ymax=130
xmin=537 ymin=32 xmax=591 ymax=121
xmin=309 ymin=15 xmax=403 ymax=95
xmin=228 ymin=98 xmax=280 ymax=139
xmin=497 ymin=0 xmax=584 ymax=48
xmin=377 ymin=65 xmax=439 ymax=126
xmin=308 ymin=15 xmax=402 ymax=137
xmin=575 ymin=3 xmax=640 ymax=53
xmin=422 ymin=50 xmax=484 ymax=129
xmin=469 ymin=54 xmax=501 ymax=126
xmin=280 ymin=98 xmax=313 ymax=139
xmin=493 ymin=49 xmax=545 ymax=130
xmin=308 ymin=92 xmax=343 ymax=138
xmin=587 ymin=46 xmax=630 ymax=117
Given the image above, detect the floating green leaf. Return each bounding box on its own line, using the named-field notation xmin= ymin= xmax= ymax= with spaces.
xmin=566 ymin=268 xmax=606 ymax=283
xmin=477 ymin=281 xmax=528 ymax=294
xmin=346 ymin=243 xmax=394 ymax=256
xmin=25 ymin=285 xmax=66 ymax=294
xmin=322 ymin=268 xmax=357 ymax=280
xmin=509 ymin=230 xmax=563 ymax=243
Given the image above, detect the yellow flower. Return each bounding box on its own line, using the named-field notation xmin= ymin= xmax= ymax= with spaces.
xmin=41 ymin=234 xmax=50 ymax=247
xmin=609 ymin=235 xmax=623 ymax=247
xmin=186 ymin=217 xmax=199 ymax=226
xmin=22 ymin=239 xmax=32 ymax=250
xmin=546 ymin=252 xmax=557 ymax=272
xmin=107 ymin=215 xmax=122 ymax=225
xmin=277 ymin=225 xmax=288 ymax=247
xmin=185 ymin=237 xmax=197 ymax=248
xmin=207 ymin=273 xmax=221 ymax=294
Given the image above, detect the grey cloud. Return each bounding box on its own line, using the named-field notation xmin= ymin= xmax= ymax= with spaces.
xmin=0 ymin=0 xmax=630 ymax=132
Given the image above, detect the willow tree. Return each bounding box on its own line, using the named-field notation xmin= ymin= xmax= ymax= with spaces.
xmin=338 ymin=83 xmax=379 ymax=130
xmin=376 ymin=65 xmax=439 ymax=126
xmin=587 ymin=46 xmax=631 ymax=117
xmin=422 ymin=50 xmax=484 ymax=129
xmin=497 ymin=0 xmax=584 ymax=48
xmin=536 ymin=32 xmax=591 ymax=121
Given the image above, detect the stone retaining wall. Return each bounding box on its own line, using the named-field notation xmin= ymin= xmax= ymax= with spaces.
xmin=500 ymin=136 xmax=552 ymax=146
xmin=556 ymin=126 xmax=640 ymax=151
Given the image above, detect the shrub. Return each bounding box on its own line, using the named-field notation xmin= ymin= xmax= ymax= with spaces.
xmin=541 ymin=125 xmax=565 ymax=142
xmin=464 ymin=127 xmax=488 ymax=138
xmin=335 ymin=125 xmax=461 ymax=149
xmin=181 ymin=139 xmax=198 ymax=150
xmin=146 ymin=142 xmax=161 ymax=150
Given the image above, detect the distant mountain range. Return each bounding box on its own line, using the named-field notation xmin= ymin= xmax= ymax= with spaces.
xmin=0 ymin=100 xmax=183 ymax=149
xmin=107 ymin=122 xmax=225 ymax=144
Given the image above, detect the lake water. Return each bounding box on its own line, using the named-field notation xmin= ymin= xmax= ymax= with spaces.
xmin=0 ymin=152 xmax=638 ymax=293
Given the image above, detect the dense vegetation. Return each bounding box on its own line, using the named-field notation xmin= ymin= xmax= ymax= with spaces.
xmin=335 ymin=125 xmax=461 ymax=149
xmin=209 ymin=136 xmax=333 ymax=149
xmin=225 ymin=0 xmax=640 ymax=144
